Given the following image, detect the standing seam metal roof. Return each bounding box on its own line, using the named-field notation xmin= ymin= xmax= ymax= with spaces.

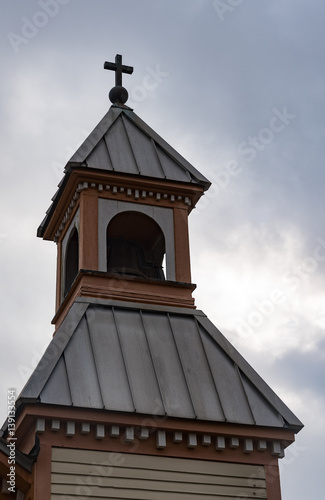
xmin=16 ymin=299 xmax=303 ymax=430
xmin=66 ymin=106 xmax=210 ymax=188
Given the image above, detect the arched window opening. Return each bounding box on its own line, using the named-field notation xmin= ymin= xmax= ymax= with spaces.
xmin=107 ymin=212 xmax=166 ymax=280
xmin=64 ymin=228 xmax=79 ymax=296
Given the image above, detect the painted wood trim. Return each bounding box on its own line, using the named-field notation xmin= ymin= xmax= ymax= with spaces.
xmin=173 ymin=207 xmax=191 ymax=283
xmin=55 ymin=240 xmax=62 ymax=312
xmin=15 ymin=406 xmax=296 ymax=445
xmin=52 ymin=272 xmax=196 ymax=330
xmin=265 ymin=463 xmax=282 ymax=500
xmin=42 ymin=169 xmax=204 ymax=241
xmin=79 ymin=190 xmax=98 ymax=271
xmin=34 ymin=429 xmax=283 ymax=468
xmin=32 ymin=441 xmax=51 ymax=500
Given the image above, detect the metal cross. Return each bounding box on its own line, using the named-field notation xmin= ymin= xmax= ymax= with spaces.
xmin=104 ymin=54 xmax=133 ymax=87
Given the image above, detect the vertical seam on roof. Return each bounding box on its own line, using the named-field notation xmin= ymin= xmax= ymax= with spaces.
xmin=85 ymin=309 xmax=105 ymax=410
xmin=112 ymin=307 xmax=136 ymax=412
xmin=157 ymin=147 xmax=193 ymax=181
xmin=242 ymin=373 xmax=286 ymax=427
xmin=151 ymin=138 xmax=167 ymax=178
xmin=103 ymin=135 xmax=115 ymax=171
xmin=62 ymin=352 xmax=73 ymax=407
xmin=167 ymin=314 xmax=197 ymax=419
xmin=194 ymin=318 xmax=227 ymax=422
xmin=277 ymin=410 xmax=285 ymax=426
xmin=121 ymin=114 xmax=141 ymax=174
xmin=139 ymin=310 xmax=166 ymax=416
xmin=235 ymin=365 xmax=256 ymax=425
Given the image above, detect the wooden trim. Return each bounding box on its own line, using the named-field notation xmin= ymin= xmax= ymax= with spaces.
xmin=52 ymin=271 xmax=196 ymax=330
xmin=98 ymin=185 xmax=186 ymax=209
xmin=55 ymin=197 xmax=80 ymax=244
xmin=79 ymin=190 xmax=98 ymax=271
xmin=42 ymin=169 xmax=204 ymax=241
xmin=51 ymin=448 xmax=267 ymax=498
xmin=28 ymin=428 xmax=277 ymax=468
xmin=72 ymin=169 xmax=204 ymax=202
xmin=32 ymin=441 xmax=51 ymax=500
xmin=173 ymin=207 xmax=191 ymax=283
xmin=14 ymin=405 xmax=296 ymax=445
xmin=265 ymin=463 xmax=282 ymax=500
xmin=55 ymin=240 xmax=62 ymax=312
xmin=9 ymin=407 xmax=293 ymax=498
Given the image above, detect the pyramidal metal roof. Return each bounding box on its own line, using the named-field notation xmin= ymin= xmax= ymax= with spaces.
xmin=15 ymin=299 xmax=303 ymax=431
xmin=67 ymin=105 xmax=210 ymax=187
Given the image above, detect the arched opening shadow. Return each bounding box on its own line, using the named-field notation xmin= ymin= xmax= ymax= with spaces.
xmin=107 ymin=211 xmax=166 ymax=280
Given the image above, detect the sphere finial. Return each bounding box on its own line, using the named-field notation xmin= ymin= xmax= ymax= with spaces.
xmin=109 ymin=86 xmax=129 ymax=105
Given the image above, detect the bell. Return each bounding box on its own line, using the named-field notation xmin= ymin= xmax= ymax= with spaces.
xmin=107 ymin=238 xmax=164 ymax=280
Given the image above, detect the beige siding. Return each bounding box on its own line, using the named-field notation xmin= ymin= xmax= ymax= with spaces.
xmin=51 ymin=448 xmax=267 ymax=499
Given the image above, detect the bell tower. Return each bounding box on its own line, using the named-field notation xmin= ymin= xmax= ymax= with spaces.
xmin=1 ymin=55 xmax=302 ymax=500
xmin=38 ymin=54 xmax=210 ymax=330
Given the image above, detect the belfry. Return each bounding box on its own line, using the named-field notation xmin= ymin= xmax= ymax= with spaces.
xmin=0 ymin=55 xmax=302 ymax=499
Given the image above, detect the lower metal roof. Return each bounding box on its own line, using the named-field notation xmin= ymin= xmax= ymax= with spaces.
xmin=15 ymin=298 xmax=303 ymax=430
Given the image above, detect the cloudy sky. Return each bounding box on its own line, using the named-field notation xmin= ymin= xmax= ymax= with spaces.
xmin=1 ymin=0 xmax=324 ymax=497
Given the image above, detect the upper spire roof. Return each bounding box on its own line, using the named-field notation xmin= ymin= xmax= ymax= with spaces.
xmin=66 ymin=106 xmax=210 ymax=185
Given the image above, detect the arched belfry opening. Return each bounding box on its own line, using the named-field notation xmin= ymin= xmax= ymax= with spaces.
xmin=64 ymin=227 xmax=79 ymax=296
xmin=107 ymin=211 xmax=165 ymax=280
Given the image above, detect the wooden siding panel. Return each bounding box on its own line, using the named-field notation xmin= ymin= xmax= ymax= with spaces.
xmin=51 ymin=463 xmax=266 ymax=488
xmin=51 ymin=448 xmax=267 ymax=499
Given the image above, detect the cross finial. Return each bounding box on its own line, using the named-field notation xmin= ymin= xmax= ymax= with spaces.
xmin=104 ymin=54 xmax=133 ymax=106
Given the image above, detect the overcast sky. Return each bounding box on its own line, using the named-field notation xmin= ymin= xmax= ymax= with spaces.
xmin=1 ymin=1 xmax=324 ymax=498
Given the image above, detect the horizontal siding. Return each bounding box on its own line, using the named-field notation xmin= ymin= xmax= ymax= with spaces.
xmin=52 ymin=462 xmax=266 ymax=488
xmin=51 ymin=448 xmax=267 ymax=499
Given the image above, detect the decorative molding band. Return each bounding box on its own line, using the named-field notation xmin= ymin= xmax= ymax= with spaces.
xmin=54 ymin=181 xmax=192 ymax=242
xmin=54 ymin=189 xmax=80 ymax=242
xmin=37 ymin=419 xmax=285 ymax=458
